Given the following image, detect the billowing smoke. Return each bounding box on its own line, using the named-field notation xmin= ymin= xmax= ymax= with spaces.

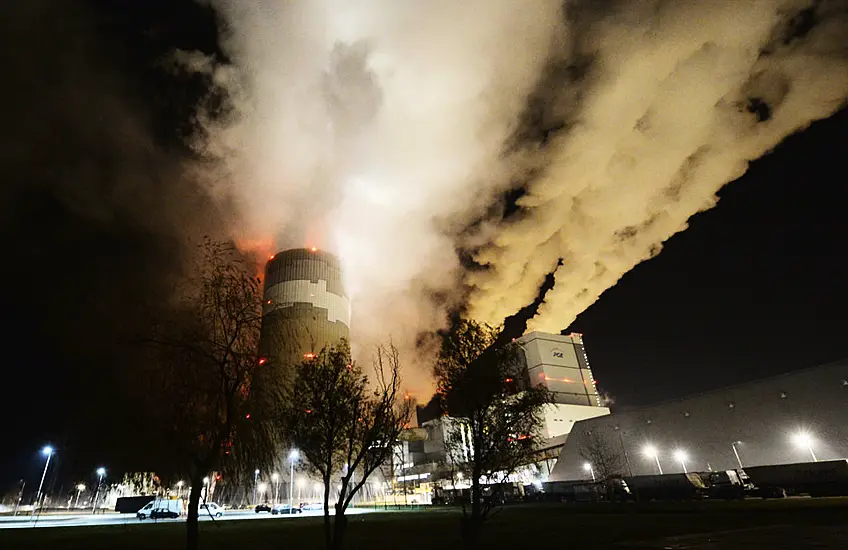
xmin=195 ymin=0 xmax=848 ymax=393
xmin=468 ymin=0 xmax=848 ymax=332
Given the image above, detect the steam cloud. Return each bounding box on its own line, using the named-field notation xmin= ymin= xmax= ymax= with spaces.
xmin=196 ymin=0 xmax=848 ymax=393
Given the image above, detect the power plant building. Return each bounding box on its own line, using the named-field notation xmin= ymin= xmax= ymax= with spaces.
xmin=515 ymin=332 xmax=610 ymax=445
xmin=550 ymin=358 xmax=848 ymax=482
xmin=259 ymin=248 xmax=350 ymax=380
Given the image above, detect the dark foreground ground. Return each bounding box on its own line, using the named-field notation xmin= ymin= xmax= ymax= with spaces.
xmin=3 ymin=498 xmax=847 ymax=550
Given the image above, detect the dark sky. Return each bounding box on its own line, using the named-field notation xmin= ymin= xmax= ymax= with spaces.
xmin=1 ymin=0 xmax=846 ymax=492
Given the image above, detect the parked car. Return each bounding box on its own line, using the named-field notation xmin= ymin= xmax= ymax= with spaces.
xmin=271 ymin=503 xmax=302 ymax=515
xmin=137 ymin=499 xmax=183 ymax=520
xmin=199 ymin=502 xmax=224 ymax=518
xmin=300 ymin=502 xmax=323 ymax=511
xmin=255 ymin=503 xmax=272 ymax=513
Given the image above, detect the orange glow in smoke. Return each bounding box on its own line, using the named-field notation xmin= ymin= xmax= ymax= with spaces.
xmin=235 ymin=235 xmax=276 ymax=280
xmin=304 ymin=353 xmax=316 ymax=359
xmin=310 ymin=246 xmax=318 ymax=252
xmin=543 ymin=374 xmax=574 ymax=383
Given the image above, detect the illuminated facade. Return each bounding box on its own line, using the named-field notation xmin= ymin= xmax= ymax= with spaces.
xmin=258 ymin=248 xmax=351 ymax=381
xmin=550 ymin=359 xmax=848 ymax=481
xmin=515 ymin=332 xmax=610 ymax=445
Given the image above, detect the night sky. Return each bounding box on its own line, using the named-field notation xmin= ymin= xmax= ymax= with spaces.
xmin=1 ymin=0 xmax=846 ymax=493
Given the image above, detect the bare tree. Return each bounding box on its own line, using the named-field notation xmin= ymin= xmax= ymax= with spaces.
xmin=434 ymin=319 xmax=551 ymax=546
xmin=281 ymin=340 xmax=413 ymax=550
xmin=580 ymin=430 xmax=625 ymax=483
xmin=142 ymin=239 xmax=279 ymax=550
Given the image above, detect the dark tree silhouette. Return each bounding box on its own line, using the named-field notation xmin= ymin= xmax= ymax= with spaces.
xmin=281 ymin=340 xmax=413 ymax=550
xmin=434 ymin=319 xmax=551 ymax=547
xmin=142 ymin=239 xmax=279 ymax=550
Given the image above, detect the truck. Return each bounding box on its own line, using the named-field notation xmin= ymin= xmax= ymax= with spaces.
xmin=115 ymin=495 xmax=155 ymax=514
xmin=743 ymin=459 xmax=848 ymax=497
xmin=136 ymin=498 xmax=184 ymax=519
xmin=698 ymin=469 xmax=750 ymax=500
xmin=624 ymin=473 xmax=706 ymax=501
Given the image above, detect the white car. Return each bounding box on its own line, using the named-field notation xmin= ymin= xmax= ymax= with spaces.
xmin=200 ymin=502 xmax=224 ymax=518
xmin=137 ymin=499 xmax=183 ymax=520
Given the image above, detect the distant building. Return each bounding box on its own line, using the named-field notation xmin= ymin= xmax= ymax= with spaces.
xmin=407 ymin=331 xmax=610 ymax=488
xmin=258 ymin=248 xmax=350 ymax=382
xmin=550 ymin=359 xmax=848 ymax=481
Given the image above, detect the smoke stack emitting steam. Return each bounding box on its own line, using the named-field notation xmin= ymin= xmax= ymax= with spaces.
xmin=192 ymin=0 xmax=848 ymax=393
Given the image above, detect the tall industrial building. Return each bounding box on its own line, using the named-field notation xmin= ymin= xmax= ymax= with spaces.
xmin=259 ymin=248 xmax=350 ymax=380
xmin=515 ymin=332 xmax=610 ymax=444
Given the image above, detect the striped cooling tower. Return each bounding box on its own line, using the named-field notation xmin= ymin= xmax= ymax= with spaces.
xmin=258 ymin=248 xmax=351 ymax=380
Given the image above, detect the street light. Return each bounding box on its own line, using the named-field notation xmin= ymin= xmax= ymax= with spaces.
xmin=731 ymin=441 xmax=744 ymax=469
xmin=74 ymin=484 xmax=85 ymax=509
xmin=296 ymin=477 xmax=305 ymax=504
xmin=32 ymin=446 xmax=54 ymax=518
xmin=91 ymin=467 xmax=106 ymax=515
xmin=202 ymin=477 xmax=210 ymax=500
xmin=289 ymin=449 xmax=300 ymax=513
xmin=253 ymin=469 xmax=260 ymax=505
xmin=792 ymin=432 xmax=818 ymax=462
xmin=272 ymin=472 xmax=280 ymax=504
xmin=258 ymin=482 xmax=268 ymax=502
xmin=673 ymin=449 xmax=688 ymax=473
xmin=176 ymin=481 xmax=184 ymax=500
xmin=643 ymin=444 xmax=663 ymax=474
xmin=583 ymin=462 xmax=596 ymax=482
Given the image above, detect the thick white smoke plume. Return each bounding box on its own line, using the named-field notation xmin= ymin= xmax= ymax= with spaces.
xmin=196 ymin=0 xmax=848 ymax=393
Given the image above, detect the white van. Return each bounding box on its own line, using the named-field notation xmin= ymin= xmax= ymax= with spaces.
xmin=137 ymin=498 xmax=184 ymax=520
xmin=199 ymin=502 xmax=224 ymax=518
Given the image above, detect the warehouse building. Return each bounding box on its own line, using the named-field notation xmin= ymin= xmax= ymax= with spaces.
xmin=550 ymin=359 xmax=848 ymax=481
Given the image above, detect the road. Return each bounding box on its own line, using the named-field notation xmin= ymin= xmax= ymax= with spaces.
xmin=0 ymin=507 xmax=371 ymax=529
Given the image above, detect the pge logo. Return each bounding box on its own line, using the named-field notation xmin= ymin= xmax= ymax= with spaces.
xmin=551 ymin=349 xmax=564 ymax=359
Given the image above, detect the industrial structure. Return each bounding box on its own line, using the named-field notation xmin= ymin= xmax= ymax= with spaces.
xmin=258 ymin=248 xmax=351 ymax=380
xmin=399 ymin=331 xmax=611 ymax=501
xmin=550 ymin=358 xmax=848 ymax=481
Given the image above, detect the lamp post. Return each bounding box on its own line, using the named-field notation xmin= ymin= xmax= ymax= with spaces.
xmin=731 ymin=441 xmax=744 ymax=469
xmin=253 ymin=469 xmax=260 ymax=505
xmin=176 ymin=481 xmax=184 ymax=500
xmin=272 ymin=473 xmax=280 ymax=504
xmin=258 ymin=482 xmax=268 ymax=504
xmin=297 ymin=477 xmax=305 ymax=504
xmin=74 ymin=484 xmax=85 ymax=509
xmin=288 ymin=449 xmax=299 ymax=513
xmin=582 ymin=462 xmax=596 ymax=481
xmin=91 ymin=467 xmax=106 ymax=515
xmin=202 ymin=477 xmax=210 ymax=501
xmin=792 ymin=432 xmax=817 ymax=462
xmin=643 ymin=445 xmax=663 ymax=474
xmin=673 ymin=449 xmax=688 ymax=473
xmin=32 ymin=446 xmax=54 ymax=517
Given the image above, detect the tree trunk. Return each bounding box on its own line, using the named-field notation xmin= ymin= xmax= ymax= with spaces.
xmin=461 ymin=478 xmax=483 ymax=548
xmin=323 ymin=475 xmax=332 ymax=550
xmin=186 ymin=471 xmax=203 ymax=550
xmin=332 ymin=502 xmax=348 ymax=550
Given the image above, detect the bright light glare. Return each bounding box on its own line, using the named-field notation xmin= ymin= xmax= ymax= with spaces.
xmin=76 ymin=484 xmax=85 ymax=491
xmin=272 ymin=473 xmax=279 ymax=481
xmin=582 ymin=462 xmax=592 ymax=471
xmin=297 ymin=477 xmax=306 ymax=488
xmin=96 ymin=467 xmax=106 ymax=476
xmin=255 ymin=469 xmax=260 ymax=475
xmin=643 ymin=445 xmax=658 ymax=458
xmin=289 ymin=449 xmax=300 ymax=461
xmin=177 ymin=481 xmax=183 ymax=487
xmin=258 ymin=482 xmax=268 ymax=493
xmin=42 ymin=446 xmax=53 ymax=456
xmin=673 ymin=449 xmax=688 ymax=462
xmin=203 ymin=477 xmax=210 ymax=484
xmin=792 ymin=432 xmax=813 ymax=448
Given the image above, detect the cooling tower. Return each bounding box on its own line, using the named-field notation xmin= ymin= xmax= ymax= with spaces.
xmin=259 ymin=248 xmax=350 ymax=380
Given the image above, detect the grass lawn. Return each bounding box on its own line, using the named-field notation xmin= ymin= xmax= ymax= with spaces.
xmin=3 ymin=498 xmax=847 ymax=550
